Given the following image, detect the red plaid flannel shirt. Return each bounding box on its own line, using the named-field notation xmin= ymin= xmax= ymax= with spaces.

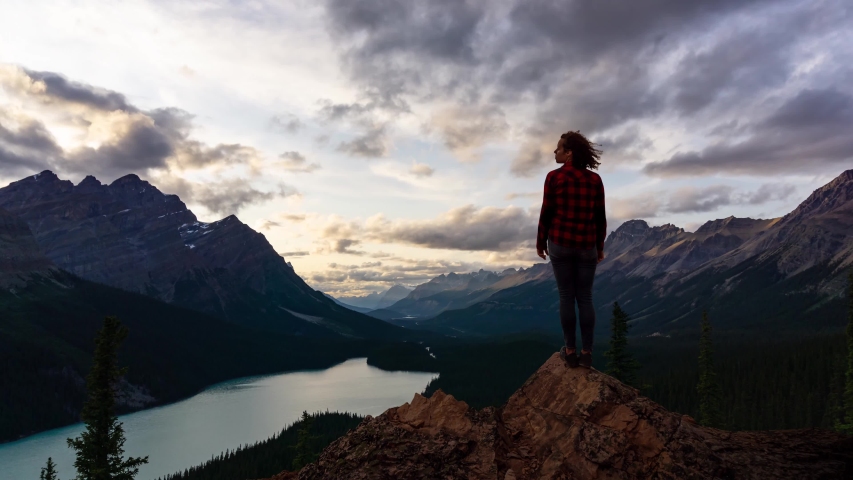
xmin=537 ymin=164 xmax=606 ymax=252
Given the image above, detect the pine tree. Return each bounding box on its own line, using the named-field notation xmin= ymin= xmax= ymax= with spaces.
xmin=67 ymin=316 xmax=148 ymax=480
xmin=40 ymin=457 xmax=59 ymax=480
xmin=291 ymin=411 xmax=320 ymax=470
xmin=604 ymin=302 xmax=640 ymax=387
xmin=839 ymin=270 xmax=853 ymax=433
xmin=697 ymin=311 xmax=724 ymax=428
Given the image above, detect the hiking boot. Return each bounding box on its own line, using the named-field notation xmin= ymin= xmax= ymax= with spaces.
xmin=578 ymin=351 xmax=592 ymax=368
xmin=560 ymin=346 xmax=579 ymax=368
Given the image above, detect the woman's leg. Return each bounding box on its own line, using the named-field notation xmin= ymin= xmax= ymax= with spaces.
xmin=548 ymin=241 xmax=578 ymax=352
xmin=575 ymin=248 xmax=599 ymax=353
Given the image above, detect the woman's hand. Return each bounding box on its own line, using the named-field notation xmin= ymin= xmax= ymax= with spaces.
xmin=597 ymin=250 xmax=604 ymax=263
xmin=537 ymin=248 xmax=548 ymax=260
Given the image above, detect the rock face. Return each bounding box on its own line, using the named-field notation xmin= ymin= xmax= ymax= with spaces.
xmin=0 ymin=207 xmax=54 ymax=287
xmin=693 ymin=169 xmax=853 ymax=280
xmin=598 ymin=216 xmax=780 ymax=281
xmin=289 ymin=354 xmax=851 ymax=479
xmin=0 ymin=171 xmax=408 ymax=339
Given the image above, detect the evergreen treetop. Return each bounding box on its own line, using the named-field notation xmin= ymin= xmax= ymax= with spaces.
xmin=604 ymin=302 xmax=640 ymax=387
xmin=40 ymin=457 xmax=59 ymax=480
xmin=291 ymin=411 xmax=321 ymax=471
xmin=67 ymin=316 xmax=148 ymax=480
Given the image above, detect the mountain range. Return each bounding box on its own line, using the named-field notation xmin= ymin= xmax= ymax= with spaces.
xmin=360 ymin=170 xmax=853 ymax=338
xmin=0 ymin=171 xmax=428 ymax=442
xmin=335 ymin=284 xmax=413 ymax=311
xmin=0 ymin=171 xmax=409 ymax=340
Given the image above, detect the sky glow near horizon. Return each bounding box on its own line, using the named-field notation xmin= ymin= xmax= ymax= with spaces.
xmin=1 ymin=0 xmax=851 ymax=296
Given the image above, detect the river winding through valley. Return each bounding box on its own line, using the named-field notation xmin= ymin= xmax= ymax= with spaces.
xmin=0 ymin=358 xmax=437 ymax=480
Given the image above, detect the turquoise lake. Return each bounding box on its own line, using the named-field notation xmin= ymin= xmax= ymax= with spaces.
xmin=0 ymin=358 xmax=437 ymax=480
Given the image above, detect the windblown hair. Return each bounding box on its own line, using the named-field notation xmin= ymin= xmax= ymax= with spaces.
xmin=561 ymin=131 xmax=602 ymax=170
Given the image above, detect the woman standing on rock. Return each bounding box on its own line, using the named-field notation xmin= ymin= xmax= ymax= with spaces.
xmin=536 ymin=131 xmax=606 ymax=368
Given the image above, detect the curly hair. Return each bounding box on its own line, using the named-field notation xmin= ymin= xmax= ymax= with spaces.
xmin=560 ymin=131 xmax=602 ymax=170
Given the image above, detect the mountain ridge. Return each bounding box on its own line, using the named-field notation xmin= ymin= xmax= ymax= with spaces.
xmin=397 ymin=169 xmax=853 ymax=337
xmin=0 ymin=170 xmax=412 ymax=340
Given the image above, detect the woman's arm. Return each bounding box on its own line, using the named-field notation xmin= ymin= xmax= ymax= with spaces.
xmin=595 ymin=179 xmax=607 ymax=262
xmin=536 ymin=172 xmax=555 ymax=259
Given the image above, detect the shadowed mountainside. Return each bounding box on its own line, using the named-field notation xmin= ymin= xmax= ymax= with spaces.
xmin=0 ymin=171 xmax=411 ymax=340
xmin=408 ymin=170 xmax=853 ymax=338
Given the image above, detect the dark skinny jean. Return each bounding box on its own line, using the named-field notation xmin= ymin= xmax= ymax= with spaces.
xmin=548 ymin=239 xmax=598 ymax=353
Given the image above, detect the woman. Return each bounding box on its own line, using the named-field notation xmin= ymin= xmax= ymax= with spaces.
xmin=536 ymin=131 xmax=606 ymax=368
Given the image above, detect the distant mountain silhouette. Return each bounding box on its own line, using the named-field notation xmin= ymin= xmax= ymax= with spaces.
xmin=0 ymin=171 xmax=411 ymax=340
xmin=383 ymin=268 xmax=550 ymax=318
xmin=0 ymin=204 xmax=387 ymax=442
xmin=335 ymin=284 xmax=413 ymax=311
xmin=401 ymin=170 xmax=853 ymax=337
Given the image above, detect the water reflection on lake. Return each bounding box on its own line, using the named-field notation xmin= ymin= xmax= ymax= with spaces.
xmin=0 ymin=358 xmax=437 ymax=480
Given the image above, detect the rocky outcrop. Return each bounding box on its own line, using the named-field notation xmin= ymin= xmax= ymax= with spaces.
xmin=0 ymin=171 xmax=408 ymax=339
xmin=282 ymin=354 xmax=851 ymax=479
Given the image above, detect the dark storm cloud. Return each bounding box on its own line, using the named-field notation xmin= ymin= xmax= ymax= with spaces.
xmin=323 ymin=0 xmax=850 ymax=176
xmin=70 ymin=117 xmax=175 ymax=173
xmin=2 ymin=67 xmax=265 ymax=171
xmin=0 ymin=115 xmax=61 ymax=176
xmin=0 ymin=146 xmax=51 ymax=175
xmin=24 ymin=69 xmax=137 ymax=112
xmin=669 ymin=29 xmax=793 ymax=115
xmin=161 ymin=176 xmax=299 ymax=216
xmin=320 ymin=205 xmax=537 ymax=252
xmin=0 ymin=67 xmax=287 ymax=214
xmin=0 ymin=119 xmax=62 ymax=155
xmin=644 ymin=88 xmax=853 ymax=176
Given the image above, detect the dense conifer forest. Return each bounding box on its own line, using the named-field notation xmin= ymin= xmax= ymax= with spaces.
xmin=157 ymin=412 xmax=362 ymax=480
xmin=371 ymin=329 xmax=850 ymax=431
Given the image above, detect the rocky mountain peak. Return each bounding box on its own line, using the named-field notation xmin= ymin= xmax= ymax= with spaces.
xmin=693 ymin=216 xmax=779 ymax=241
xmin=781 ymin=169 xmax=853 ymax=224
xmin=75 ymin=175 xmax=103 ymax=192
xmin=610 ymin=219 xmax=650 ymax=236
xmin=284 ymin=354 xmax=851 ymax=479
xmin=31 ymin=170 xmax=61 ymax=183
xmin=110 ymin=173 xmax=145 ymax=186
xmin=0 ymin=171 xmax=409 ymax=340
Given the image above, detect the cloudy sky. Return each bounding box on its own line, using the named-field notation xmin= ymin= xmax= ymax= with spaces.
xmin=1 ymin=0 xmax=851 ymax=295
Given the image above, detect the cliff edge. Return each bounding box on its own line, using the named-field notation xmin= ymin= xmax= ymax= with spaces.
xmin=271 ymin=353 xmax=851 ymax=479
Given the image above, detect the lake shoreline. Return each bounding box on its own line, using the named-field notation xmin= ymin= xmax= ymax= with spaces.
xmin=3 ymin=353 xmax=439 ymax=446
xmin=1 ymin=358 xmax=437 ymax=480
